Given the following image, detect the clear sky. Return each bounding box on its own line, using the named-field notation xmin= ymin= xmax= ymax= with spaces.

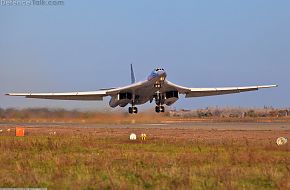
xmin=1 ymin=1 xmax=289 ymax=111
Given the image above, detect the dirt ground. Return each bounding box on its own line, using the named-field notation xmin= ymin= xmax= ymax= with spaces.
xmin=0 ymin=122 xmax=289 ymax=144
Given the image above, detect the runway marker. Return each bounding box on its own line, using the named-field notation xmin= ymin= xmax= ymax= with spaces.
xmin=16 ymin=127 xmax=25 ymax=137
xmin=49 ymin=131 xmax=57 ymax=135
xmin=140 ymin=133 xmax=147 ymax=141
xmin=130 ymin=133 xmax=136 ymax=140
xmin=276 ymin=137 xmax=287 ymax=146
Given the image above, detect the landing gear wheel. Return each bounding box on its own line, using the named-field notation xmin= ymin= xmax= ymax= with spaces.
xmin=129 ymin=107 xmax=133 ymax=114
xmin=129 ymin=107 xmax=138 ymax=114
xmin=155 ymin=106 xmax=160 ymax=113
xmin=133 ymin=107 xmax=138 ymax=114
xmin=155 ymin=106 xmax=165 ymax=113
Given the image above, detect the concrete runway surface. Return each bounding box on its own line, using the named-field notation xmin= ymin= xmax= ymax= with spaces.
xmin=1 ymin=121 xmax=290 ymax=130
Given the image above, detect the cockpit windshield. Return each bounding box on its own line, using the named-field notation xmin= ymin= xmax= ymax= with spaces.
xmin=155 ymin=68 xmax=164 ymax=71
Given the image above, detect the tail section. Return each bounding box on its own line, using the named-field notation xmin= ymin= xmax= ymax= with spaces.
xmin=130 ymin=64 xmax=136 ymax=84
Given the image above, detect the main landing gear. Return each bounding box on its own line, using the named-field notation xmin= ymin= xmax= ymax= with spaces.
xmin=129 ymin=106 xmax=138 ymax=114
xmin=155 ymin=105 xmax=165 ymax=113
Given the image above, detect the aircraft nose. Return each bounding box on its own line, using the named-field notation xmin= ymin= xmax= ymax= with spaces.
xmin=158 ymin=70 xmax=167 ymax=80
xmin=158 ymin=70 xmax=166 ymax=76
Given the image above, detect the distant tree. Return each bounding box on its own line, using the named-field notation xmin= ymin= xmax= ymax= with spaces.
xmin=0 ymin=107 xmax=3 ymax=118
xmin=245 ymin=110 xmax=257 ymax=117
xmin=212 ymin=109 xmax=222 ymax=117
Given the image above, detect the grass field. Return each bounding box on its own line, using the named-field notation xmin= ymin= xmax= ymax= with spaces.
xmin=0 ymin=127 xmax=289 ymax=190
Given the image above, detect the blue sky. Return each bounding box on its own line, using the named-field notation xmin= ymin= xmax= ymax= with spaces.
xmin=1 ymin=1 xmax=289 ymax=111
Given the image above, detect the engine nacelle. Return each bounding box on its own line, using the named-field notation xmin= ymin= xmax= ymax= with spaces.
xmin=164 ymin=90 xmax=178 ymax=106
xmin=109 ymin=92 xmax=132 ymax=108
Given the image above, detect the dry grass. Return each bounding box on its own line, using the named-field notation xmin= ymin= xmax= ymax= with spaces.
xmin=0 ymin=128 xmax=289 ymax=190
xmin=0 ymin=107 xmax=290 ymax=124
xmin=0 ymin=108 xmax=168 ymax=124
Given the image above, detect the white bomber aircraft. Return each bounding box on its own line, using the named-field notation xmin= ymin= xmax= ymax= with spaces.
xmin=6 ymin=65 xmax=277 ymax=114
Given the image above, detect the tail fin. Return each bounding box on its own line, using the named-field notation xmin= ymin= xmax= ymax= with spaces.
xmin=130 ymin=64 xmax=136 ymax=84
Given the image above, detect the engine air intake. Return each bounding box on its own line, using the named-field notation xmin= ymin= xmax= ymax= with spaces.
xmin=165 ymin=91 xmax=178 ymax=99
xmin=118 ymin=92 xmax=132 ymax=100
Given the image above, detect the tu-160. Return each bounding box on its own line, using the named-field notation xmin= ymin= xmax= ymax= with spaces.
xmin=6 ymin=65 xmax=277 ymax=114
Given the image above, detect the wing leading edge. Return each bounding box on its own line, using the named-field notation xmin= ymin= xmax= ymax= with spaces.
xmin=186 ymin=85 xmax=278 ymax=97
xmin=164 ymin=81 xmax=278 ymax=98
xmin=6 ymin=90 xmax=108 ymax=101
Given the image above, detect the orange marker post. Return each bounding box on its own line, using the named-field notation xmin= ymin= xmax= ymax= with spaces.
xmin=16 ymin=127 xmax=25 ymax=137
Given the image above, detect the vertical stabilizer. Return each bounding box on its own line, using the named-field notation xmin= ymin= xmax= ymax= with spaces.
xmin=130 ymin=64 xmax=136 ymax=84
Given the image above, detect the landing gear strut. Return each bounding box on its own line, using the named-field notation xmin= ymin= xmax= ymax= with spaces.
xmin=129 ymin=94 xmax=138 ymax=114
xmin=129 ymin=106 xmax=138 ymax=114
xmin=154 ymin=91 xmax=165 ymax=113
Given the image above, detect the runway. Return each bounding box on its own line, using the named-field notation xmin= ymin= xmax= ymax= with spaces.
xmin=0 ymin=121 xmax=289 ymax=151
xmin=0 ymin=121 xmax=290 ymax=130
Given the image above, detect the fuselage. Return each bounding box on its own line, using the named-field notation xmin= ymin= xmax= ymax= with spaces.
xmin=109 ymin=68 xmax=171 ymax=108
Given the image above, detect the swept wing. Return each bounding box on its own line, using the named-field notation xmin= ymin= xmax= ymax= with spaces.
xmin=164 ymin=80 xmax=277 ymax=97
